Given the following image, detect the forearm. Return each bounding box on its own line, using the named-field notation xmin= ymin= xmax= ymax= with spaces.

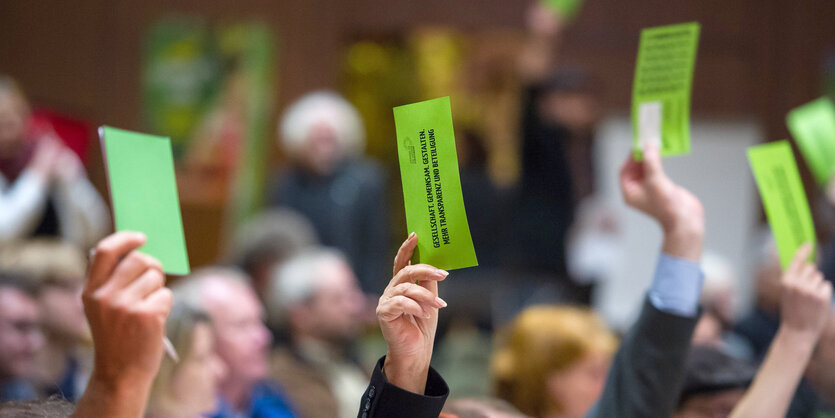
xmin=73 ymin=373 xmax=152 ymax=418
xmin=729 ymin=327 xmax=817 ymax=418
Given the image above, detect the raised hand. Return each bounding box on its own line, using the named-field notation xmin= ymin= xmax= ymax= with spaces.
xmin=780 ymin=243 xmax=832 ymax=342
xmin=74 ymin=231 xmax=172 ymax=418
xmin=619 ymin=145 xmax=703 ymax=261
xmin=377 ymin=233 xmax=448 ymax=394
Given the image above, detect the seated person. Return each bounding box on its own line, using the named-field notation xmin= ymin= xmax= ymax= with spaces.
xmin=0 ymin=239 xmax=92 ymax=400
xmin=266 ymin=248 xmax=370 ymax=418
xmin=358 ymin=145 xmax=706 ymax=417
xmin=0 ymin=76 xmax=109 ymax=249
xmin=225 ymin=208 xmax=318 ymax=296
xmin=146 ymin=304 xmax=228 ymax=418
xmin=0 ymin=273 xmax=43 ymax=401
xmin=491 ymin=306 xmax=617 ymax=418
xmin=170 ymin=267 xmax=297 ymax=418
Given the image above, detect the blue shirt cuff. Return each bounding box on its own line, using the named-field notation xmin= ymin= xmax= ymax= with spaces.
xmin=648 ymin=253 xmax=704 ymax=317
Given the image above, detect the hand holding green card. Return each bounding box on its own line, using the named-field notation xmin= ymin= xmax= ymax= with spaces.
xmin=748 ymin=141 xmax=816 ymax=269
xmin=393 ymin=97 xmax=478 ymax=271
xmin=787 ymin=97 xmax=835 ymax=186
xmin=100 ymin=126 xmax=190 ymax=275
xmin=631 ymin=22 xmax=700 ymax=158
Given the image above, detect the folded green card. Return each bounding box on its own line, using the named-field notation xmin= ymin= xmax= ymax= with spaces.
xmin=632 ymin=22 xmax=700 ymax=158
xmin=393 ymin=97 xmax=478 ymax=270
xmin=748 ymin=141 xmax=816 ymax=269
xmin=787 ymin=97 xmax=835 ymax=186
xmin=100 ymin=126 xmax=190 ymax=275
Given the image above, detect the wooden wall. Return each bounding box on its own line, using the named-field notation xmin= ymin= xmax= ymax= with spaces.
xmin=2 ymin=0 xmax=833 ymax=265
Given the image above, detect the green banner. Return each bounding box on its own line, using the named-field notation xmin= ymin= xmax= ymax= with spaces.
xmin=100 ymin=126 xmax=190 ymax=275
xmin=787 ymin=97 xmax=835 ymax=185
xmin=542 ymin=0 xmax=585 ymax=21
xmin=748 ymin=140 xmax=816 ymax=269
xmin=394 ymin=97 xmax=478 ymax=270
xmin=632 ymin=22 xmax=700 ymax=158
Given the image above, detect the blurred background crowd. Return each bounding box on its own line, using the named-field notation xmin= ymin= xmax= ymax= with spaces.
xmin=1 ymin=0 xmax=835 ymax=417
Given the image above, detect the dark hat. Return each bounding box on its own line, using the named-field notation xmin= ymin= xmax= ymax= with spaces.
xmin=678 ymin=345 xmax=758 ymax=405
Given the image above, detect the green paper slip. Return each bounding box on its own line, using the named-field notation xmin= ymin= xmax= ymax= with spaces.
xmin=542 ymin=0 xmax=584 ymax=21
xmin=393 ymin=97 xmax=478 ymax=271
xmin=631 ymin=22 xmax=700 ymax=158
xmin=747 ymin=141 xmax=816 ymax=269
xmin=787 ymin=97 xmax=835 ymax=186
xmin=100 ymin=126 xmax=190 ymax=275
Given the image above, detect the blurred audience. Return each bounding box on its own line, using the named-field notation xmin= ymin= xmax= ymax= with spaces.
xmin=171 ymin=267 xmax=297 ymax=418
xmin=0 ymin=76 xmax=109 ymax=249
xmin=508 ymin=4 xmax=602 ymax=302
xmin=490 ymin=306 xmax=616 ymax=418
xmin=266 ymin=248 xmax=369 ymax=418
xmin=271 ymin=91 xmax=388 ymax=293
xmin=691 ymin=251 xmax=752 ymax=360
xmin=0 ymin=239 xmax=92 ymax=401
xmin=225 ymin=208 xmax=318 ymax=295
xmin=734 ymin=232 xmax=782 ymax=361
xmin=0 ymin=273 xmax=43 ymax=402
xmin=674 ymin=345 xmax=757 ymax=418
xmin=147 ymin=304 xmax=227 ymax=418
xmin=443 ymin=397 xmax=529 ymax=418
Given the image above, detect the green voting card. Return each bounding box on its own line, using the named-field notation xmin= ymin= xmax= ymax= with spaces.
xmin=100 ymin=126 xmax=190 ymax=275
xmin=543 ymin=0 xmax=584 ymax=21
xmin=748 ymin=141 xmax=816 ymax=269
xmin=394 ymin=97 xmax=478 ymax=270
xmin=787 ymin=97 xmax=835 ymax=186
xmin=631 ymin=22 xmax=700 ymax=158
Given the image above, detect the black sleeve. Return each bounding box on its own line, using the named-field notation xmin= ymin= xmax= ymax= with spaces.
xmin=585 ymin=297 xmax=700 ymax=418
xmin=357 ymin=356 xmax=449 ymax=418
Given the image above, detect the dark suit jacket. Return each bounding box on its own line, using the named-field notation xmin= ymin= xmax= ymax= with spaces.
xmin=358 ymin=296 xmax=697 ymax=418
xmin=356 ymin=357 xmax=448 ymax=418
xmin=585 ymin=298 xmax=699 ymax=418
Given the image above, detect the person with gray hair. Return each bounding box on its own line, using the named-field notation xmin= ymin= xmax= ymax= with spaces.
xmin=266 ymin=248 xmax=370 ymax=418
xmin=270 ymin=91 xmax=388 ymax=293
xmin=170 ymin=267 xmax=297 ymax=418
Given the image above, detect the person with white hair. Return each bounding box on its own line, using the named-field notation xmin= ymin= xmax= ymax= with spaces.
xmin=270 ymin=91 xmax=388 ymax=293
xmin=266 ymin=247 xmax=370 ymax=418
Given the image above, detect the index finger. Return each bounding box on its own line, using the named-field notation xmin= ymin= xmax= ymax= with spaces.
xmin=390 ymin=264 xmax=448 ymax=288
xmin=86 ymin=231 xmax=147 ymax=292
xmin=785 ymin=243 xmax=813 ymax=282
xmin=393 ymin=232 xmax=418 ymax=276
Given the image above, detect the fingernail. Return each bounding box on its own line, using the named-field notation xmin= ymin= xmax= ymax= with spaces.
xmin=135 ymin=232 xmax=147 ymax=242
xmin=437 ymin=269 xmax=449 ymax=278
xmin=436 ymin=297 xmax=447 ymax=308
xmin=409 ymin=232 xmax=416 ymax=239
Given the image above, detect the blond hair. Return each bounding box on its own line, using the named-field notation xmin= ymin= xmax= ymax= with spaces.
xmin=491 ymin=306 xmax=617 ymax=417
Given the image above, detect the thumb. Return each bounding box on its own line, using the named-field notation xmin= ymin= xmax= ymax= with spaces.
xmin=642 ymin=144 xmax=664 ymax=180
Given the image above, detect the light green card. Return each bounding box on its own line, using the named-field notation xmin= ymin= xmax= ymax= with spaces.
xmin=631 ymin=22 xmax=700 ymax=158
xmin=393 ymin=97 xmax=478 ymax=270
xmin=747 ymin=141 xmax=816 ymax=269
xmin=100 ymin=126 xmax=190 ymax=275
xmin=787 ymin=97 xmax=835 ymax=185
xmin=542 ymin=0 xmax=585 ymax=21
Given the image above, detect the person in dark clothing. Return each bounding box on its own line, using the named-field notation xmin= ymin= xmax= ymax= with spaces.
xmin=271 ymin=91 xmax=388 ymax=294
xmin=508 ymin=4 xmax=602 ymax=305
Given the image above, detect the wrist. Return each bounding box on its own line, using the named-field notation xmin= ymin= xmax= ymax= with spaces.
xmin=662 ymin=223 xmax=703 ymax=262
xmin=383 ymin=353 xmax=430 ymax=394
xmin=776 ymin=325 xmax=820 ymax=352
